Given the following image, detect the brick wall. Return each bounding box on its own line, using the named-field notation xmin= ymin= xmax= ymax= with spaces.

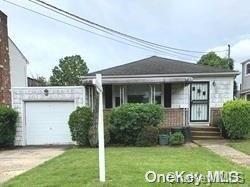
xmin=210 ymin=107 xmax=222 ymax=125
xmin=0 ymin=11 xmax=11 ymax=106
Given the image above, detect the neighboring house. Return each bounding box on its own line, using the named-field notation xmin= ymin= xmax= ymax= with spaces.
xmin=83 ymin=56 xmax=239 ymax=127
xmin=0 ymin=11 xmax=28 ymax=106
xmin=240 ymin=59 xmax=250 ymax=101
xmin=28 ymin=77 xmax=41 ymax=87
xmin=9 ymin=37 xmax=28 ymax=87
xmin=0 ymin=11 xmax=85 ymax=146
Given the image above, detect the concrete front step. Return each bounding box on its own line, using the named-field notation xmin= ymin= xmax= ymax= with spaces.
xmin=191 ymin=126 xmax=222 ymax=140
xmin=192 ymin=136 xmax=223 ymax=140
xmin=191 ymin=131 xmax=221 ymax=136
xmin=191 ymin=126 xmax=220 ymax=132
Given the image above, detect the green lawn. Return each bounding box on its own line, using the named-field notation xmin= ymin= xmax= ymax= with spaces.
xmin=228 ymin=139 xmax=250 ymax=155
xmin=4 ymin=147 xmax=250 ymax=187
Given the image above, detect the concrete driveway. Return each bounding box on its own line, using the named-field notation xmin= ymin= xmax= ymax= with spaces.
xmin=0 ymin=147 xmax=66 ymax=184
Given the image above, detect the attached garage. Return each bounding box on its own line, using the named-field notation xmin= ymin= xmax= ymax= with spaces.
xmin=25 ymin=101 xmax=74 ymax=145
xmin=12 ymin=87 xmax=85 ymax=146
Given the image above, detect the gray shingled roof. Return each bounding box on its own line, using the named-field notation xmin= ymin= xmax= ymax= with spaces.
xmin=87 ymin=56 xmax=237 ymax=76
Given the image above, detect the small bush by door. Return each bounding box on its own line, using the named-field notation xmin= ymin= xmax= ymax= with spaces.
xmin=0 ymin=106 xmax=18 ymax=147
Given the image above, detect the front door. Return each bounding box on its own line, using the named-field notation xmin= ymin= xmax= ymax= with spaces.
xmin=190 ymin=82 xmax=209 ymax=122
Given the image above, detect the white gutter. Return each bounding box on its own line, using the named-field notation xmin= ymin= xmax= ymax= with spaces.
xmin=82 ymin=71 xmax=240 ymax=79
xmin=82 ymin=77 xmax=193 ymax=85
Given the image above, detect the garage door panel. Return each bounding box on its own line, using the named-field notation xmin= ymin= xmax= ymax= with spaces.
xmin=25 ymin=102 xmax=74 ymax=145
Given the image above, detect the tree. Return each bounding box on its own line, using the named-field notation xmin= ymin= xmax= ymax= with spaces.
xmin=197 ymin=52 xmax=234 ymax=70
xmin=50 ymin=55 xmax=89 ymax=86
xmin=36 ymin=76 xmax=48 ymax=86
xmin=197 ymin=52 xmax=237 ymax=97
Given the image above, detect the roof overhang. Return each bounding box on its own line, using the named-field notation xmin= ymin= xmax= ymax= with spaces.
xmin=241 ymin=59 xmax=250 ymax=64
xmin=240 ymin=89 xmax=250 ymax=94
xmin=84 ymin=71 xmax=240 ymax=79
xmin=82 ymin=71 xmax=240 ymax=85
xmin=82 ymin=76 xmax=193 ymax=85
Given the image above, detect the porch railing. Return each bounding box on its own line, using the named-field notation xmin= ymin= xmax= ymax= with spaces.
xmin=162 ymin=108 xmax=189 ymax=127
xmin=104 ymin=108 xmax=189 ymax=128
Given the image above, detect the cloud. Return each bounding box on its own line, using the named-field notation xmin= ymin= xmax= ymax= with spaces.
xmin=2 ymin=0 xmax=250 ymax=84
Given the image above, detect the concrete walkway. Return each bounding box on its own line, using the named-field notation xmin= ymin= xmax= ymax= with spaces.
xmin=193 ymin=140 xmax=250 ymax=167
xmin=0 ymin=147 xmax=66 ymax=184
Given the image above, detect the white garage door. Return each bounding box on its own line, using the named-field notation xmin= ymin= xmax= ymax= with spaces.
xmin=26 ymin=101 xmax=74 ymax=145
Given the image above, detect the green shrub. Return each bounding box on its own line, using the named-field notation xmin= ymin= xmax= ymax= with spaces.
xmin=169 ymin=132 xmax=184 ymax=145
xmin=136 ymin=126 xmax=159 ymax=147
xmin=214 ymin=117 xmax=228 ymax=138
xmin=0 ymin=106 xmax=18 ymax=147
xmin=68 ymin=107 xmax=93 ymax=146
xmin=222 ymin=100 xmax=250 ymax=139
xmin=109 ymin=103 xmax=164 ymax=145
xmin=88 ymin=125 xmax=110 ymax=147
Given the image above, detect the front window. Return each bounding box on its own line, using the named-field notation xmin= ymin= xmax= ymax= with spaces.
xmin=154 ymin=84 xmax=162 ymax=104
xmin=110 ymin=84 xmax=163 ymax=107
xmin=127 ymin=84 xmax=150 ymax=103
xmin=113 ymin=85 xmax=125 ymax=107
xmin=247 ymin=63 xmax=250 ymax=75
xmin=127 ymin=84 xmax=162 ymax=104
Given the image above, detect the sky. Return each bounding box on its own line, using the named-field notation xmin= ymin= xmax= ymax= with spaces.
xmin=1 ymin=0 xmax=250 ymax=84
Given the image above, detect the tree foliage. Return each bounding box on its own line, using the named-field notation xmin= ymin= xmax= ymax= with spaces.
xmin=36 ymin=76 xmax=48 ymax=86
xmin=197 ymin=52 xmax=234 ymax=70
xmin=198 ymin=52 xmax=237 ymax=96
xmin=50 ymin=55 xmax=88 ymax=86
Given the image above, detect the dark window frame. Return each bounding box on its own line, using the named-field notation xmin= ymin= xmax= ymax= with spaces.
xmin=247 ymin=94 xmax=250 ymax=101
xmin=247 ymin=63 xmax=250 ymax=75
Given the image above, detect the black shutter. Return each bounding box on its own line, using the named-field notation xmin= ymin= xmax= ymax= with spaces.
xmin=104 ymin=85 xmax=112 ymax=108
xmin=164 ymin=83 xmax=171 ymax=108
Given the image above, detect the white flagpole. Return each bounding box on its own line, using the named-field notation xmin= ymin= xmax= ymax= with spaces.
xmin=95 ymin=74 xmax=105 ymax=182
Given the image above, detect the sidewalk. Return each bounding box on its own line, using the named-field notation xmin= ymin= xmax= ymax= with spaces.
xmin=193 ymin=140 xmax=250 ymax=167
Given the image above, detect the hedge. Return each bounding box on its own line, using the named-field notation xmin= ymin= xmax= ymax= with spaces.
xmin=222 ymin=99 xmax=250 ymax=139
xmin=0 ymin=106 xmax=18 ymax=147
xmin=68 ymin=107 xmax=93 ymax=146
xmin=136 ymin=126 xmax=159 ymax=147
xmin=109 ymin=103 xmax=164 ymax=145
xmin=88 ymin=125 xmax=110 ymax=147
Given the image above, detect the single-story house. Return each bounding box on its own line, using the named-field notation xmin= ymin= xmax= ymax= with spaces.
xmin=83 ymin=56 xmax=239 ymax=127
xmin=12 ymin=56 xmax=239 ymax=146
